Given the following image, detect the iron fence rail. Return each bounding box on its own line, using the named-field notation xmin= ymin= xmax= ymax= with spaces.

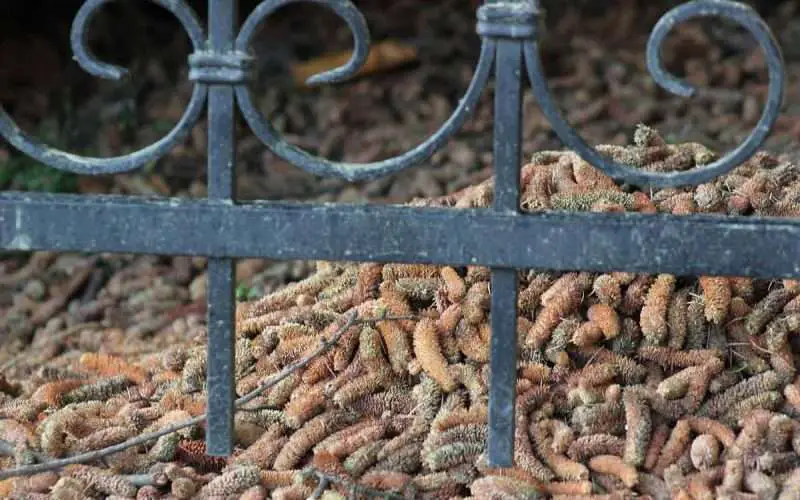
xmin=0 ymin=0 xmax=791 ymax=468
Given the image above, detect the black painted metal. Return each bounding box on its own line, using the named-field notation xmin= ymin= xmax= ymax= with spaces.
xmin=205 ymin=0 xmax=239 ymax=457
xmin=0 ymin=0 xmax=791 ymax=467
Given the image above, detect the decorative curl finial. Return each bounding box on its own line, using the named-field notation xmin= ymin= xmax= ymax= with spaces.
xmin=525 ymin=0 xmax=785 ymax=188
xmin=234 ymin=0 xmax=495 ymax=181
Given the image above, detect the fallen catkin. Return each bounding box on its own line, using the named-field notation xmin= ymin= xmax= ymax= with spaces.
xmin=698 ymin=276 xmax=731 ymax=324
xmin=273 ymin=411 xmax=356 ymax=470
xmin=622 ymin=389 xmax=651 ymax=467
xmin=640 ymin=274 xmax=676 ymax=343
xmin=413 ymin=318 xmax=456 ymax=392
xmin=197 ymin=465 xmax=261 ymax=497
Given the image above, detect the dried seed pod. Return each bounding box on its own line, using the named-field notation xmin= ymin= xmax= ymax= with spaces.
xmin=180 ymin=350 xmax=206 ymax=393
xmin=376 ymin=316 xmax=412 ymax=376
xmin=321 ymin=420 xmax=388 ymax=459
xmin=70 ymin=426 xmax=134 ymax=454
xmin=330 ymin=324 xmax=360 ymax=372
xmin=30 ymin=380 xmax=85 ymax=407
xmin=51 ymin=476 xmax=93 ymax=500
xmin=273 ymin=335 xmax=318 ymax=365
xmin=343 ymin=440 xmax=385 ymax=477
xmin=284 ymin=385 xmax=326 ymax=429
xmin=640 ymin=274 xmax=676 ymax=344
xmin=439 ymin=266 xmax=466 ymax=304
xmin=570 ymin=401 xmax=625 ymax=436
xmin=470 ymin=475 xmax=543 ymax=499
xmin=273 ymin=411 xmax=356 ymax=470
xmin=698 ymin=276 xmax=731 ymax=324
xmin=567 ymin=434 xmax=625 ymax=462
xmin=531 ymin=420 xmax=588 ymax=480
xmin=360 ymin=470 xmax=413 ymax=494
xmin=425 ymin=441 xmax=484 ymax=471
xmin=729 ymin=277 xmax=755 ymax=300
xmin=622 ymin=389 xmax=651 ymax=467
xmin=528 ymin=279 xmax=584 ymax=348
xmin=694 ymin=182 xmax=724 ymax=211
xmin=0 ymin=400 xmax=46 ymax=422
xmin=519 ymin=273 xmax=554 ymax=315
xmin=175 ymin=439 xmax=227 ymax=473
xmin=686 ymin=293 xmax=708 ymax=350
xmin=767 ymin=414 xmax=794 ymax=452
xmin=456 ymin=319 xmax=489 ymax=362
xmin=719 ymin=458 xmax=744 ymax=494
xmin=720 ymin=391 xmax=784 ymax=427
xmin=61 ymin=376 xmax=132 ymax=405
xmin=654 ymin=420 xmax=692 ymax=476
xmin=395 ymin=277 xmax=440 ymax=303
xmin=697 ymin=370 xmax=783 ymax=418
xmin=551 ymin=154 xmax=578 ymax=193
xmin=349 ymin=385 xmax=414 ymax=418
xmin=637 ymin=346 xmax=723 ymax=370
xmin=353 ymin=263 xmax=383 ymax=304
xmin=149 ymin=432 xmax=180 ymax=462
xmin=437 ymin=302 xmax=462 ymax=337
xmin=514 ymin=400 xmax=555 ymax=481
xmin=78 ymin=353 xmax=148 ymax=385
xmin=643 ymin=422 xmax=671 ymax=472
xmin=382 ymin=263 xmax=439 ymax=282
xmin=413 ymin=318 xmax=456 ymax=392
xmin=231 ymin=427 xmax=286 ymax=469
xmin=64 ymin=465 xmax=137 ymax=497
xmin=588 ymin=455 xmax=638 ymax=488
xmin=684 ymin=416 xmax=735 ymax=448
xmin=333 ymin=372 xmax=388 ymax=408
xmin=587 ymin=303 xmax=621 ymax=339
xmin=266 ymin=372 xmax=302 ymax=408
xmin=239 ymin=269 xmax=339 ymax=321
xmin=373 ymin=440 xmax=423 ymax=473
xmin=462 ymin=281 xmax=490 ymax=326
xmin=300 ymin=350 xmax=336 ymax=385
xmin=667 ymin=287 xmax=690 ymax=349
xmin=581 ymin=347 xmax=648 ymax=384
xmin=570 ymin=362 xmax=617 ymax=390
xmin=197 ymin=465 xmax=261 ymax=497
xmin=746 ymin=288 xmax=797 ymax=336
xmin=550 ymin=190 xmax=635 ymax=212
xmin=592 ymin=274 xmax=622 ymax=308
xmin=620 ymin=274 xmax=654 ymax=316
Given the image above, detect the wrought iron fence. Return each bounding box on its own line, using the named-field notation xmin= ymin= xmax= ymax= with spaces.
xmin=0 ymin=0 xmax=793 ymax=468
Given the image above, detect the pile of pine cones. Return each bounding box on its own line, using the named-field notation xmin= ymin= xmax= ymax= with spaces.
xmin=1 ymin=126 xmax=800 ymax=499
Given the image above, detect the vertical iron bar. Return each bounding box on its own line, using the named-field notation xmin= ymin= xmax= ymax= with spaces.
xmin=488 ymin=38 xmax=523 ymax=467
xmin=205 ymin=0 xmax=238 ymax=457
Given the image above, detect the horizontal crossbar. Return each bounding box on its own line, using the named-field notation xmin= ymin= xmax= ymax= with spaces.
xmin=1 ymin=192 xmax=799 ymax=278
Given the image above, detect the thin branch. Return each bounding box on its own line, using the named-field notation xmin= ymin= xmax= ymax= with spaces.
xmin=301 ymin=467 xmax=407 ymax=500
xmin=0 ymin=310 xmax=363 ymax=479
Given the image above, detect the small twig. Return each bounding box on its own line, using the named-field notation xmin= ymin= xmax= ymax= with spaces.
xmin=0 ymin=439 xmax=51 ymax=465
xmin=302 ymin=467 xmax=407 ymax=500
xmin=0 ymin=310 xmax=365 ymax=479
